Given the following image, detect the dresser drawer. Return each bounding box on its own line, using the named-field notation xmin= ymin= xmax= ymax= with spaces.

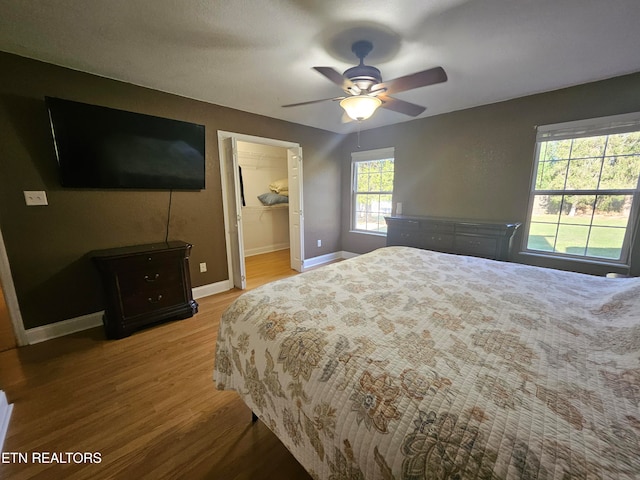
xmin=456 ymin=223 xmax=505 ymax=236
xmin=386 ymin=217 xmax=421 ymax=231
xmin=388 ymin=229 xmax=454 ymax=251
xmin=116 ymin=264 xmax=183 ymax=295
xmin=105 ymin=249 xmax=183 ymax=272
xmin=121 ymin=284 xmax=186 ymax=318
xmin=454 ymin=235 xmax=498 ymax=258
xmin=422 ymin=233 xmax=454 ymax=251
xmin=387 ymin=229 xmax=421 ymax=246
xmin=421 ymin=222 xmax=454 ymax=234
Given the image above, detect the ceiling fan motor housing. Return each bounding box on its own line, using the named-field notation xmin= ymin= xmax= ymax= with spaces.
xmin=343 ymin=65 xmax=382 ymax=92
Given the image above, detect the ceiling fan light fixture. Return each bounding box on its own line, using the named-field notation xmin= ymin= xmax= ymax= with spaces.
xmin=340 ymin=95 xmax=382 ymax=121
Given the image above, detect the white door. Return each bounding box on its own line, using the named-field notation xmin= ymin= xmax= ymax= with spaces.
xmin=223 ymin=137 xmax=246 ymax=289
xmin=288 ymin=147 xmax=304 ymax=272
xmin=218 ymin=131 xmax=304 ymax=288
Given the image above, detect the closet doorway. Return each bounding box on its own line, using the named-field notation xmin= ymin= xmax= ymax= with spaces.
xmin=218 ymin=131 xmax=304 ymax=290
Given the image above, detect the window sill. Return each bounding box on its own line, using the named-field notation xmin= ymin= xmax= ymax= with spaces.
xmin=349 ymin=229 xmax=387 ymax=238
xmin=518 ymin=251 xmax=629 ymax=269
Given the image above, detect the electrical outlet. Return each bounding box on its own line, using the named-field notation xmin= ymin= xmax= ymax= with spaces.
xmin=24 ymin=191 xmax=48 ymax=206
xmin=317 ymin=239 xmax=322 ymax=247
xmin=199 ymin=262 xmax=207 ymax=273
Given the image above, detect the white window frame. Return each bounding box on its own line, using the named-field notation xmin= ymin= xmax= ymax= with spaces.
xmin=522 ymin=112 xmax=640 ymax=266
xmin=350 ymin=147 xmax=395 ymax=236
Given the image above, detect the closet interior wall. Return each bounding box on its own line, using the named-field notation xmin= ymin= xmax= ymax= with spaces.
xmin=237 ymin=141 xmax=290 ymax=257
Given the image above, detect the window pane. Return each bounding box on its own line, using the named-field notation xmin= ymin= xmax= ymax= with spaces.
xmin=599 ymin=155 xmax=640 ymax=189
xmin=571 ymin=135 xmax=606 ymax=158
xmin=565 ymin=158 xmax=601 ymax=190
xmin=558 ymin=195 xmax=595 ymax=223
xmin=380 ymin=159 xmax=394 ymax=172
xmin=369 ymin=172 xmax=382 ymax=191
xmin=586 ymin=226 xmax=626 ymax=259
xmin=604 ymin=132 xmax=640 ymax=156
xmin=380 ymin=167 xmax=393 ymax=190
xmin=354 ymin=193 xmax=390 ymax=232
xmin=527 ymin=221 xmax=557 ymax=252
xmin=356 ymin=171 xmax=369 ymax=192
xmin=355 ymin=193 xmax=370 ymax=211
xmin=592 ymin=195 xmax=632 ymax=226
xmin=556 ymin=224 xmax=589 ymax=256
xmin=542 ymin=139 xmax=572 ymax=161
xmin=535 ymin=160 xmax=568 ymax=190
xmin=531 ymin=194 xmax=563 ymax=219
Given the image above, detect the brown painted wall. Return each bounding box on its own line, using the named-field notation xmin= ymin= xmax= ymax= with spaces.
xmin=341 ymin=72 xmax=640 ymax=276
xmin=0 ymin=52 xmax=344 ymax=329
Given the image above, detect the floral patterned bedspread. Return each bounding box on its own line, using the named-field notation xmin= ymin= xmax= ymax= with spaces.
xmin=214 ymin=246 xmax=640 ymax=479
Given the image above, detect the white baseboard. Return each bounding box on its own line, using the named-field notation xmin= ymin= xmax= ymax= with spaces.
xmin=0 ymin=390 xmax=14 ymax=451
xmin=303 ymin=251 xmax=358 ymax=270
xmin=192 ymin=280 xmax=233 ymax=299
xmin=25 ymin=311 xmax=104 ymax=345
xmin=24 ymin=280 xmax=232 ymax=345
xmin=244 ymin=244 xmax=290 ymax=258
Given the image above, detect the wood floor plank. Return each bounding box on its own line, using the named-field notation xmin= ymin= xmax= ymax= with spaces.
xmin=0 ymin=250 xmax=312 ymax=480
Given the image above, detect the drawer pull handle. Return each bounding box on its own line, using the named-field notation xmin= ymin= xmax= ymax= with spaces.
xmin=148 ymin=294 xmax=163 ymax=304
xmin=144 ymin=273 xmax=160 ymax=282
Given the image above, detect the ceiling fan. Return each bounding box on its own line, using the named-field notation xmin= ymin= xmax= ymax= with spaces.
xmin=282 ymin=40 xmax=447 ymax=121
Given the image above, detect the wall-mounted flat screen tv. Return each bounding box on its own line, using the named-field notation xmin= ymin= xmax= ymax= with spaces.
xmin=45 ymin=97 xmax=205 ymax=190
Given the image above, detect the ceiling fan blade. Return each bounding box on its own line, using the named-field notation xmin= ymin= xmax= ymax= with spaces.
xmin=375 ymin=66 xmax=447 ymax=95
xmin=313 ymin=66 xmax=358 ymax=93
xmin=379 ymin=95 xmax=426 ymax=117
xmin=282 ymin=97 xmax=344 ymax=108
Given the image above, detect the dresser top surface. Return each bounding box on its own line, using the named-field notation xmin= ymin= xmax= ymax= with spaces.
xmin=90 ymin=241 xmax=191 ymax=259
xmin=385 ymin=215 xmax=521 ymax=228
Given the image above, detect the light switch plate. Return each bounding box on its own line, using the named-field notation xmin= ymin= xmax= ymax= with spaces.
xmin=24 ymin=191 xmax=48 ymax=206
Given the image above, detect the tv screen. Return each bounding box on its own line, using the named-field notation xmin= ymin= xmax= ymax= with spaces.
xmin=45 ymin=97 xmax=205 ymax=190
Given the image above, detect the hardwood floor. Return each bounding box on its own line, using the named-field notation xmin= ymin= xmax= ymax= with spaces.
xmin=0 ymin=249 xmax=313 ymax=480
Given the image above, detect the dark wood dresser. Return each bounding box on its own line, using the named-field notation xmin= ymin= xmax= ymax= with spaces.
xmin=385 ymin=215 xmax=521 ymax=261
xmin=92 ymin=241 xmax=198 ymax=339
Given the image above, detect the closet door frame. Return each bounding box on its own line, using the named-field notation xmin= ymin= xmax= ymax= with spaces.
xmin=217 ymin=131 xmax=305 ymax=289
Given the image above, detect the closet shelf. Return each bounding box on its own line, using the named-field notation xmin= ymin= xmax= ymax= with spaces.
xmin=242 ymin=204 xmax=288 ymax=211
xmin=238 ymin=164 xmax=285 ymax=170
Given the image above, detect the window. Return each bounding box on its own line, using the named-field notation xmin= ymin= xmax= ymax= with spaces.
xmin=351 ymin=147 xmax=395 ymax=234
xmin=524 ymin=113 xmax=640 ymax=264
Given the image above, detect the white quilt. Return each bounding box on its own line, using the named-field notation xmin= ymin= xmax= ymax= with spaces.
xmin=214 ymin=246 xmax=640 ymax=479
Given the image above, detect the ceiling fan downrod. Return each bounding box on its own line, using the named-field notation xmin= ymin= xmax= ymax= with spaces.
xmin=344 ymin=40 xmax=382 ymax=90
xmin=351 ymin=40 xmax=373 ymax=65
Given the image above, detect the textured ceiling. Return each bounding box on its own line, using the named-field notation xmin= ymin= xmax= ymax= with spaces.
xmin=1 ymin=0 xmax=640 ymax=133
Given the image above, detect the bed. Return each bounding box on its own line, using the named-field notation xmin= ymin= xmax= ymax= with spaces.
xmin=213 ymin=246 xmax=640 ymax=479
